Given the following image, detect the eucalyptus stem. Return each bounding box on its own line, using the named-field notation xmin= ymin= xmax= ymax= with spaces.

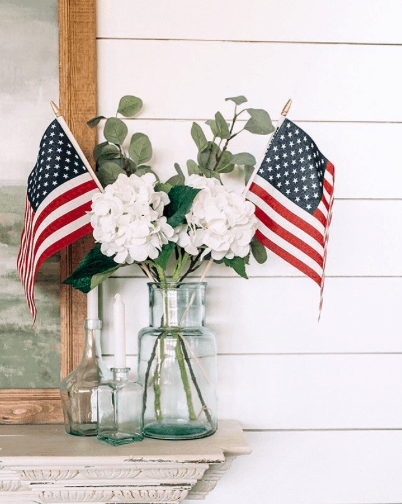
xmin=212 ymin=107 xmax=238 ymax=171
xmin=179 ymin=335 xmax=213 ymax=426
xmin=142 ymin=335 xmax=160 ymax=423
xmin=174 ymin=333 xmax=197 ymax=421
xmin=153 ymin=334 xmax=165 ymax=421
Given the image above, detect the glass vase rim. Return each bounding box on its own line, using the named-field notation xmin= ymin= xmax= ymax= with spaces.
xmin=147 ymin=281 xmax=207 ymax=288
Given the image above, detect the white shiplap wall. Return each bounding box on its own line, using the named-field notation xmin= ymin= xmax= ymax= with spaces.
xmin=97 ymin=1 xmax=402 ymax=502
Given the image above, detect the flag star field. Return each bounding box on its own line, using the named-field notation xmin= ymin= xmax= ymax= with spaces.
xmin=257 ymin=119 xmax=327 ymax=215
xmin=28 ymin=120 xmax=89 ymax=211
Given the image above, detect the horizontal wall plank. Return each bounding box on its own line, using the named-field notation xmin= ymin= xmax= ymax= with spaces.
xmin=100 ymin=120 xmax=402 ymax=199
xmin=100 ymin=277 xmax=402 ymax=355
xmin=210 ymin=430 xmax=402 ymax=504
xmin=98 ymin=40 xmax=402 ymax=122
xmin=98 ymin=0 xmax=402 ymax=45
xmin=218 ymin=354 xmax=402 ymax=429
xmin=102 ymin=353 xmax=402 ymax=429
xmin=102 ymin=200 xmax=402 ymax=279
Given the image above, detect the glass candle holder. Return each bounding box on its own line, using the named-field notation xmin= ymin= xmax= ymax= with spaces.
xmin=97 ymin=367 xmax=144 ymax=445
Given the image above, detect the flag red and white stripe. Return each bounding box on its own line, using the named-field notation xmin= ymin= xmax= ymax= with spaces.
xmin=17 ymin=119 xmax=99 ymax=320
xmin=246 ymin=118 xmax=335 ymax=314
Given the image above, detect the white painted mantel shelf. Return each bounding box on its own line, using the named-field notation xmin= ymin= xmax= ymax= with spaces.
xmin=0 ymin=420 xmax=250 ymax=504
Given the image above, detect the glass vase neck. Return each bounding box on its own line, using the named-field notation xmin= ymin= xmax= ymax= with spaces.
xmin=148 ymin=282 xmax=207 ymax=328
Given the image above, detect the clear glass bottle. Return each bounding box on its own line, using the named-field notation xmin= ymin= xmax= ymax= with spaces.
xmin=60 ymin=319 xmax=109 ymax=436
xmin=97 ymin=368 xmax=144 ymax=445
xmin=138 ymin=282 xmax=218 ymax=440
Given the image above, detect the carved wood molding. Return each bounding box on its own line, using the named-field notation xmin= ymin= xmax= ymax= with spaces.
xmin=0 ymin=461 xmax=229 ymax=503
xmin=0 ymin=421 xmax=251 ymax=503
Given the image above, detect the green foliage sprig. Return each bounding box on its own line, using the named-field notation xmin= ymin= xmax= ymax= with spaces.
xmin=184 ymin=95 xmax=275 ymax=185
xmin=87 ymin=95 xmax=158 ymax=187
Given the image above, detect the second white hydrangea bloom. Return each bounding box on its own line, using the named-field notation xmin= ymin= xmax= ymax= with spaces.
xmin=181 ymin=175 xmax=258 ymax=260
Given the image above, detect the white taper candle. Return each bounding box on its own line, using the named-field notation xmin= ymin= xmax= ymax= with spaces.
xmin=113 ymin=293 xmax=126 ymax=368
xmin=87 ymin=286 xmax=98 ymax=319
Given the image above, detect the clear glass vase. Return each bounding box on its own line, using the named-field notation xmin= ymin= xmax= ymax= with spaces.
xmin=60 ymin=319 xmax=109 ymax=436
xmin=138 ymin=282 xmax=218 ymax=440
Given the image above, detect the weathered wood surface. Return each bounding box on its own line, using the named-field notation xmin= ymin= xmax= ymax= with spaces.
xmin=0 ymin=390 xmax=63 ymax=424
xmin=59 ymin=0 xmax=97 ymax=378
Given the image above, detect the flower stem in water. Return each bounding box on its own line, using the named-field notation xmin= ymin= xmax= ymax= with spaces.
xmin=153 ymin=334 xmax=165 ymax=421
xmin=174 ymin=333 xmax=197 ymax=421
xmin=179 ymin=335 xmax=213 ymax=426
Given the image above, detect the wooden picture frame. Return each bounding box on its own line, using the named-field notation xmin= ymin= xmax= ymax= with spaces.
xmin=0 ymin=0 xmax=97 ymax=424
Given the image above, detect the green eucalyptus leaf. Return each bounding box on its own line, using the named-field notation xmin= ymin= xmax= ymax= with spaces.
xmin=98 ymin=157 xmax=124 ymax=168
xmin=104 ymin=117 xmax=128 ymax=144
xmin=250 ymin=236 xmax=268 ymax=264
xmin=216 ymin=151 xmax=234 ymax=173
xmin=63 ymin=244 xmax=121 ymax=293
xmin=129 ymin=133 xmax=153 ymax=165
xmin=174 ymin=163 xmax=184 ymax=179
xmin=222 ymin=256 xmax=248 ymax=279
xmin=94 ymin=141 xmax=108 ymax=162
xmin=136 ymin=166 xmax=153 ymax=177
xmin=98 ymin=144 xmax=119 ymax=160
xmin=225 ymin=96 xmax=248 ymax=105
xmin=154 ymin=242 xmax=175 ymax=270
xmin=230 ymin=152 xmax=256 ymax=166
xmin=117 ymin=95 xmax=143 ymax=117
xmin=205 ymin=119 xmax=219 ymax=137
xmin=155 ymin=182 xmax=172 ymax=193
xmin=186 ymin=159 xmax=201 ymax=176
xmin=245 ymin=109 xmax=275 ymax=135
xmin=166 ymin=174 xmax=183 ymax=187
xmin=191 ymin=122 xmax=208 ymax=152
xmin=217 ymin=163 xmax=234 ymax=173
xmin=87 ymin=115 xmax=106 ymax=127
xmin=214 ymin=111 xmax=230 ymax=139
xmin=198 ymin=165 xmax=221 ymax=181
xmin=244 ymin=164 xmax=255 ymax=185
xmin=166 ymin=185 xmax=201 ymax=228
xmin=198 ymin=142 xmax=220 ymax=170
xmin=98 ymin=162 xmax=125 ymax=186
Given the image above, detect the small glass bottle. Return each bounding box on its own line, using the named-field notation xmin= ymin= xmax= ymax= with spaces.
xmin=97 ymin=367 xmax=144 ymax=445
xmin=60 ymin=319 xmax=109 ymax=436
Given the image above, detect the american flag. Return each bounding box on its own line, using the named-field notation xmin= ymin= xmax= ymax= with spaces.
xmin=246 ymin=118 xmax=335 ymax=310
xmin=17 ymin=119 xmax=99 ymax=320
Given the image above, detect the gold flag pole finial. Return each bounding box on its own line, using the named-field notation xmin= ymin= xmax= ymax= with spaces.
xmin=281 ymin=99 xmax=292 ymax=117
xmin=50 ymin=101 xmax=62 ymax=117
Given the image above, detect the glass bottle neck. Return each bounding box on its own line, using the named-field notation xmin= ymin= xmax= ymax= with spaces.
xmin=80 ymin=319 xmax=102 ymax=364
xmin=111 ymin=367 xmax=130 ymax=381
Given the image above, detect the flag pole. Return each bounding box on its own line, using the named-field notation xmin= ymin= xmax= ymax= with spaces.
xmin=243 ymin=99 xmax=292 ymax=195
xmin=50 ymin=101 xmax=104 ymax=193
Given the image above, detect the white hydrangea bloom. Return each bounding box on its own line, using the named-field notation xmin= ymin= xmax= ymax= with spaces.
xmin=179 ymin=174 xmax=258 ymax=260
xmin=91 ymin=173 xmax=174 ymax=264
